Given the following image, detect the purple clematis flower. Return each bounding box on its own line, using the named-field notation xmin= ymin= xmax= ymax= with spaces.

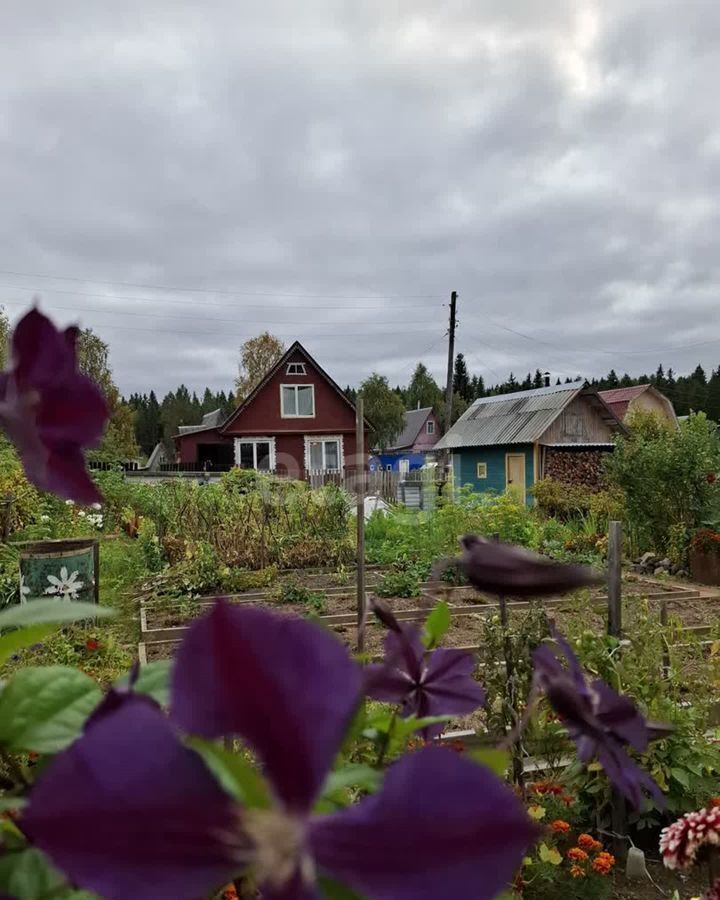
xmin=439 ymin=534 xmax=603 ymax=597
xmin=0 ymin=308 xmax=107 ymax=504
xmin=25 ymin=602 xmax=537 ymax=900
xmin=364 ymin=603 xmax=485 ymax=739
xmin=533 ymin=630 xmax=667 ymax=809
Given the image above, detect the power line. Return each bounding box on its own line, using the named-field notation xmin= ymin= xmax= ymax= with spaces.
xmin=0 ymin=297 xmax=438 ymax=329
xmin=0 ymin=268 xmax=438 ymax=301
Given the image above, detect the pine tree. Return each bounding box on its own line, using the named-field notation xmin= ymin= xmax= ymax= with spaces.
xmin=705 ymin=367 xmax=720 ymax=423
xmin=521 ymin=372 xmax=533 ymax=390
xmin=406 ymin=363 xmax=443 ymax=412
xmin=453 ymin=354 xmax=472 ymax=403
xmin=533 ymin=369 xmax=544 ymax=389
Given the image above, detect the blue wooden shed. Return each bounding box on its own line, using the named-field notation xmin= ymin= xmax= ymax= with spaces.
xmin=433 ymin=384 xmax=625 ymax=504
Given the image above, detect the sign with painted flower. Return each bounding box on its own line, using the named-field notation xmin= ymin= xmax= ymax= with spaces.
xmin=17 ymin=539 xmax=98 ymax=605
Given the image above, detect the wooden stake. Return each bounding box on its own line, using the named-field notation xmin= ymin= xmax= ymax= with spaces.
xmin=660 ymin=599 xmax=671 ymax=680
xmin=356 ymin=398 xmax=366 ymax=653
xmin=607 ymin=520 xmax=627 ymax=857
xmin=607 ymin=521 xmax=622 ymax=638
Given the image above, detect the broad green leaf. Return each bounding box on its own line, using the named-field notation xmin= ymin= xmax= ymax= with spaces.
xmin=318 ymin=876 xmax=366 ymax=900
xmin=0 ymin=797 xmax=25 ymax=813
xmin=0 ymin=666 xmax=102 ymax=753
xmin=0 ymin=624 xmax=55 ymax=667
xmin=392 ymin=715 xmax=451 ymax=743
xmin=0 ymin=600 xmax=113 ymax=631
xmin=423 ymin=600 xmax=451 ymax=649
xmin=189 ymin=738 xmax=270 ymax=808
xmin=538 ymin=843 xmax=562 ymax=866
xmin=670 ymin=767 xmax=690 ymax=788
xmin=468 ymin=747 xmax=510 ymax=777
xmin=317 ymin=765 xmax=381 ymax=811
xmin=115 ymin=660 xmax=171 ymax=706
xmin=0 ymin=848 xmax=66 ymax=900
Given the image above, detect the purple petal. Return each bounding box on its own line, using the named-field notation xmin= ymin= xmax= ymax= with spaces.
xmin=363 ymin=663 xmax=414 ymax=704
xmin=35 ymin=448 xmax=102 ymax=505
xmin=382 ymin=625 xmax=424 ymax=682
xmin=12 ymin=308 xmax=76 ymax=388
xmin=23 ymin=694 xmax=241 ymax=900
xmin=311 ymin=746 xmax=538 ymax=900
xmin=460 ymin=534 xmax=603 ymax=597
xmin=171 ymin=601 xmax=362 ymax=812
xmin=418 ymin=649 xmax=485 ymax=738
xmin=597 ymin=743 xmax=664 ymax=811
xmin=591 ymin=680 xmax=650 ymax=751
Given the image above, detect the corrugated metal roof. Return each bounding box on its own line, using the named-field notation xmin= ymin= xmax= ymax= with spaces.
xmin=387 ymin=407 xmax=433 ymax=450
xmin=434 ymin=384 xmax=583 ymax=450
xmin=177 ymin=409 xmax=225 ymax=436
xmin=599 ymin=385 xmax=650 ymax=404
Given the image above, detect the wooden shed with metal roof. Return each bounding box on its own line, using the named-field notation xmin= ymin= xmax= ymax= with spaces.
xmin=433 ymin=383 xmax=626 ymax=503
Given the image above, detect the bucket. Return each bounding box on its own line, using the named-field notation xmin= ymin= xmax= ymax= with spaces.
xmin=17 ymin=538 xmax=99 ymax=604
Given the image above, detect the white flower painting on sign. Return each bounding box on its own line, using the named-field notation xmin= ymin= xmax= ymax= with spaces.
xmin=44 ymin=567 xmax=84 ymax=601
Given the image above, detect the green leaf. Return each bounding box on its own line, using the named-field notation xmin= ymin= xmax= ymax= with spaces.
xmin=188 ymin=738 xmax=270 ymax=808
xmin=0 ymin=797 xmax=25 ymax=813
xmin=392 ymin=715 xmax=451 ymax=743
xmin=317 ymin=765 xmax=381 ymax=811
xmin=115 ymin=660 xmax=171 ymax=706
xmin=670 ymin=767 xmax=690 ymax=788
xmin=0 ymin=600 xmax=113 ymax=632
xmin=468 ymin=747 xmax=510 ymax=777
xmin=423 ymin=600 xmax=451 ymax=649
xmin=0 ymin=666 xmax=102 ymax=753
xmin=318 ymin=875 xmax=366 ymax=899
xmin=0 ymin=848 xmax=66 ymax=900
xmin=0 ymin=624 xmax=55 ymax=667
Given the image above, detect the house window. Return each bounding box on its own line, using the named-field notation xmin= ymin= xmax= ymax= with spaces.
xmin=286 ymin=362 xmax=306 ymax=376
xmin=386 ymin=464 xmax=393 ymax=471
xmin=305 ymin=436 xmax=342 ymax=471
xmin=476 ymin=462 xmax=488 ymax=479
xmin=281 ymin=384 xmax=315 ymax=417
xmin=426 ymin=420 xmax=435 ymax=435
xmin=399 ymin=458 xmax=410 ymax=474
xmin=234 ymin=438 xmax=275 ymax=471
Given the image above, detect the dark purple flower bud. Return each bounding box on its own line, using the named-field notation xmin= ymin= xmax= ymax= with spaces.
xmin=365 ymin=603 xmax=485 ymax=740
xmin=533 ymin=631 xmax=667 ymax=809
xmin=0 ymin=308 xmax=107 ymax=504
xmin=25 ymin=603 xmax=538 ymax=900
xmin=457 ymin=534 xmax=603 ymax=597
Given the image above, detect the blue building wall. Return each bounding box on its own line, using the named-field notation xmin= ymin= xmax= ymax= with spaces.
xmin=370 ymin=451 xmax=427 ymax=472
xmin=451 ymin=443 xmax=536 ymax=504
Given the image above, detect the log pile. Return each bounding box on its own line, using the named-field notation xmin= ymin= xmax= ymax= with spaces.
xmin=543 ymin=448 xmax=609 ymax=489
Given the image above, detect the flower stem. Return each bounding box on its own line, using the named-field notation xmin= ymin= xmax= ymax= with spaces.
xmin=376 ymin=711 xmax=398 ymax=768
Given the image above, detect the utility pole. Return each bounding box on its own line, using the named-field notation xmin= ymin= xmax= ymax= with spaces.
xmin=443 ymin=291 xmax=458 ymax=469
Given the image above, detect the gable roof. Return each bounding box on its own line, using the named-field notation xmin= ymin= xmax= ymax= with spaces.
xmin=386 ymin=407 xmax=434 ymax=451
xmin=598 ymin=383 xmax=678 ymax=423
xmin=176 ymin=408 xmax=226 ymax=436
xmin=220 ymin=340 xmax=364 ymax=433
xmin=434 ymin=383 xmax=623 ymax=450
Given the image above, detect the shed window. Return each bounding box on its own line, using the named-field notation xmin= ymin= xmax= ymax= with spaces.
xmin=286 ymin=362 xmax=306 ymax=376
xmin=281 ymin=384 xmax=315 ymax=417
xmin=426 ymin=420 xmax=435 ymax=434
xmin=476 ymin=462 xmax=488 ymax=479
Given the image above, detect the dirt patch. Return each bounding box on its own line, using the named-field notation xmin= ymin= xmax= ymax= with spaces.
xmin=612 ymin=861 xmax=707 ymax=899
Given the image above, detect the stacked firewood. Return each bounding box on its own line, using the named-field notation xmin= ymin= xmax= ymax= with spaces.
xmin=543 ymin=449 xmax=608 ymax=489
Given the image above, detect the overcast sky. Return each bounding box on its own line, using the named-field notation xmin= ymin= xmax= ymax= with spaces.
xmin=2 ymin=1 xmax=720 ymax=397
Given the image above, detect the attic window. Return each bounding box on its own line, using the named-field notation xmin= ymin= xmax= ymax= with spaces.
xmin=286 ymin=363 xmax=306 ymax=376
xmin=426 ymin=420 xmax=435 ymax=434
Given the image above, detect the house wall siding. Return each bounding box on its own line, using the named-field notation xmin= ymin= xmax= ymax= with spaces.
xmin=412 ymin=412 xmax=441 ymax=451
xmin=629 ymin=393 xmax=673 ymax=422
xmin=454 ymin=443 xmax=535 ymax=503
xmin=176 ymin=428 xmax=226 ymax=463
xmin=537 ymin=395 xmax=615 ymax=444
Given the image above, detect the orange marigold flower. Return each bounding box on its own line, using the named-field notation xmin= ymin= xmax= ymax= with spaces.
xmin=551 ymin=819 xmax=571 ymax=834
xmin=221 ymin=886 xmax=238 ymax=900
xmin=592 ymin=854 xmax=615 ymax=875
xmin=570 ymin=865 xmax=586 ymax=878
xmin=577 ymin=834 xmax=596 ymax=850
xmin=710 ymin=797 xmax=720 ymax=809
xmin=561 ymin=794 xmax=575 ymax=807
xmin=567 ymin=847 xmax=589 ymax=862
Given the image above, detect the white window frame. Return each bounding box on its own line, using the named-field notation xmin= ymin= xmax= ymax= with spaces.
xmin=426 ymin=420 xmax=435 ymax=434
xmin=234 ymin=437 xmax=276 ymax=471
xmin=286 ymin=362 xmax=307 ymax=376
xmin=280 ymin=383 xmax=315 ymax=418
xmin=304 ymin=435 xmax=344 ymax=472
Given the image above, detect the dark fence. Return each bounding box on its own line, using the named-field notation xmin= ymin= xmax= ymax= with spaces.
xmin=159 ymin=461 xmax=235 ymax=473
xmin=88 ymin=460 xmax=139 ymax=472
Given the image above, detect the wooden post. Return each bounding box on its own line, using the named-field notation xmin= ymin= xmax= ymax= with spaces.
xmin=607 ymin=520 xmax=627 ymax=857
xmin=356 ymin=398 xmax=366 ymax=653
xmin=607 ymin=521 xmax=622 ymax=638
xmin=442 ymin=291 xmax=458 ymax=471
xmin=660 ymin=599 xmax=671 ymax=680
